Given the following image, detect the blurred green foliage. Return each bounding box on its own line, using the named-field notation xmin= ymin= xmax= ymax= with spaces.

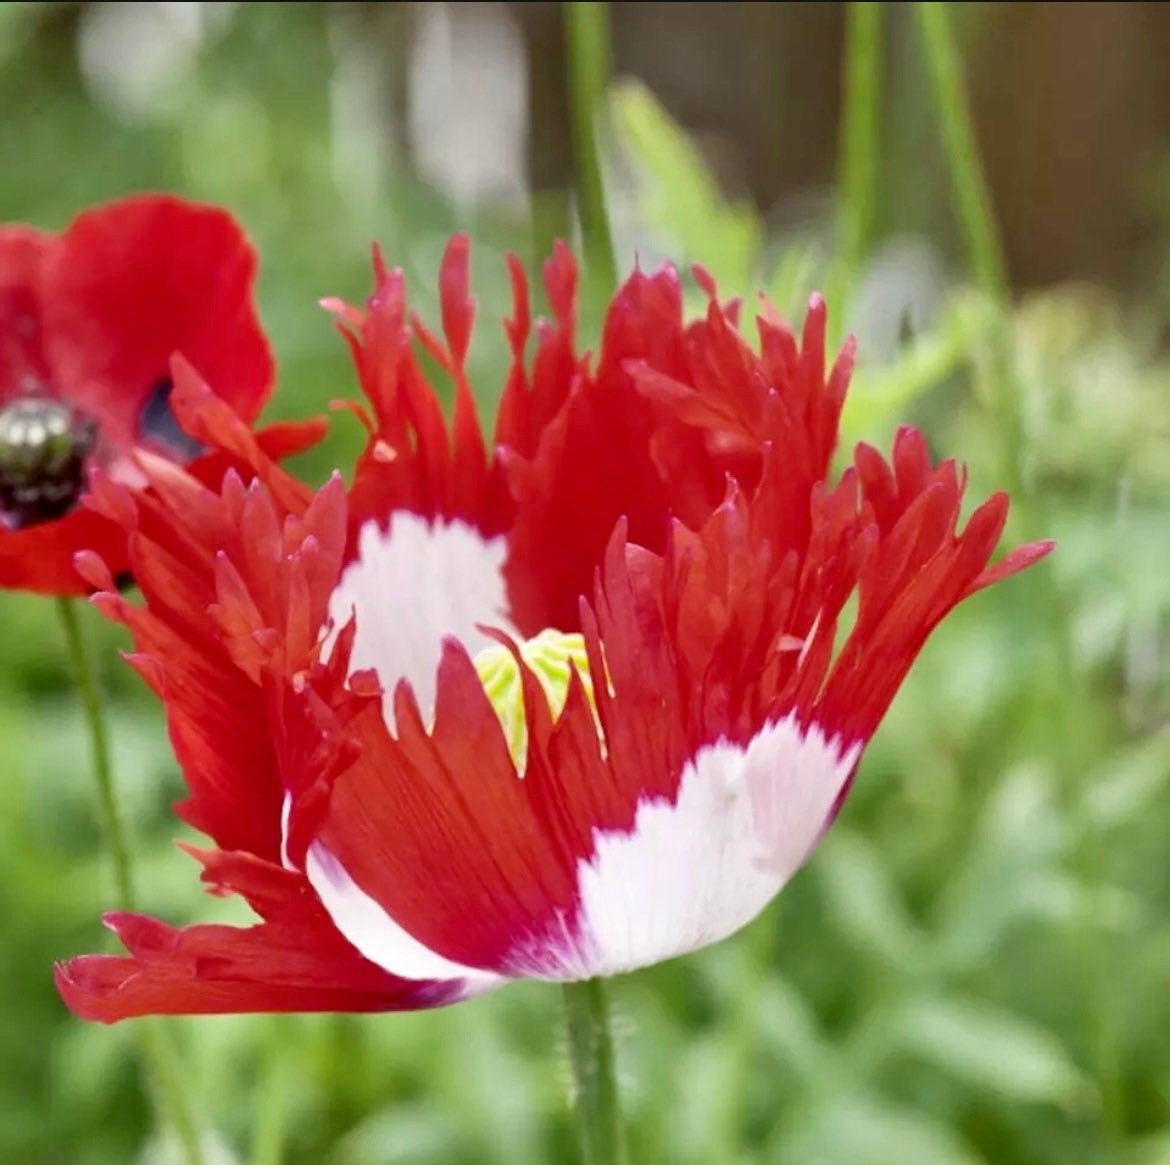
xmin=2 ymin=4 xmax=1170 ymax=1164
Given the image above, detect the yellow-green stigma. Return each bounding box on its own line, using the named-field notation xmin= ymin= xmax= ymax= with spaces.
xmin=473 ymin=629 xmax=596 ymax=773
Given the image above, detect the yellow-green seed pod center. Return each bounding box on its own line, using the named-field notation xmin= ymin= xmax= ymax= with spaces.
xmin=473 ymin=629 xmax=595 ymax=773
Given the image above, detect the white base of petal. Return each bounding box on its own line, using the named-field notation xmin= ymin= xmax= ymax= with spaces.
xmin=328 ymin=513 xmax=515 ymax=719
xmin=517 ymin=713 xmax=860 ymax=980
xmin=306 ymin=842 xmax=501 ymax=992
xmin=306 ymin=712 xmax=858 ymax=988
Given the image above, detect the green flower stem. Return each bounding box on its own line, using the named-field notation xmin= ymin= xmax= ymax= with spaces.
xmin=915 ymin=2 xmax=1021 ymax=476
xmin=562 ymin=979 xmax=626 ymax=1165
xmin=831 ymin=1 xmax=883 ymax=337
xmin=56 ymin=597 xmax=208 ymax=1165
xmin=915 ymin=2 xmax=1023 ymax=496
xmin=57 ymin=596 xmax=134 ymax=908
xmin=915 ymin=3 xmax=1008 ymax=306
xmin=565 ymin=1 xmax=618 ymax=298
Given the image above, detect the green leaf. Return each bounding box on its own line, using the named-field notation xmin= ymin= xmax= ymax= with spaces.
xmin=610 ymin=79 xmax=762 ymax=295
xmin=842 ymin=290 xmax=995 ymax=446
xmin=141 ymin=1131 xmax=241 ymax=1165
xmin=331 ymin=1103 xmax=463 ymax=1165
xmin=934 ymin=765 xmax=1070 ymax=972
xmin=1083 ymin=731 xmax=1170 ymax=832
xmin=781 ymin=1094 xmax=986 ymax=1165
xmin=1125 ymin=1128 xmax=1170 ymax=1165
xmin=753 ymin=977 xmax=833 ymax=1083
xmin=815 ymin=830 xmax=927 ymax=973
xmin=893 ymin=996 xmax=1091 ymax=1109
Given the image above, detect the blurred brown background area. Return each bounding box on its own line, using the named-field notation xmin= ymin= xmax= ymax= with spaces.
xmin=18 ymin=1 xmax=1170 ymax=294
xmin=456 ymin=1 xmax=1170 ymax=293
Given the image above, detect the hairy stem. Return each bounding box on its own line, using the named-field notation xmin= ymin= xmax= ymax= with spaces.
xmin=563 ymin=979 xmax=626 ymax=1165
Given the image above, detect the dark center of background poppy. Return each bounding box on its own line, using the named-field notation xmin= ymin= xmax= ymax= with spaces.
xmin=138 ymin=376 xmax=204 ymax=461
xmin=0 ymin=396 xmax=97 ymax=530
xmin=0 ymin=375 xmax=207 ymax=532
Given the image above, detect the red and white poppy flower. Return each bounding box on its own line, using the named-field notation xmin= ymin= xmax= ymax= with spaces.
xmin=0 ymin=193 xmax=322 ymax=594
xmin=56 ymin=238 xmax=1051 ymax=1020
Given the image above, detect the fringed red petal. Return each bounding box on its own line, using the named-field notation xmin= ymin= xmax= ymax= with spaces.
xmin=55 ymin=854 xmax=458 ymax=1024
xmin=80 ymin=375 xmax=331 ymax=860
xmin=330 ymin=244 xmax=850 ymax=636
xmin=58 ymin=234 xmax=1052 ymax=1016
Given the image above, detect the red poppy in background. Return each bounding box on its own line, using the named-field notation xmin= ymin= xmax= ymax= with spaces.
xmin=0 ymin=193 xmax=322 ymax=594
xmin=56 ymin=238 xmax=1051 ymax=1019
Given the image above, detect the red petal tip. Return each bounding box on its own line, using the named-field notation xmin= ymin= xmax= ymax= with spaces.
xmin=73 ymin=550 xmax=116 ymax=592
xmin=691 ymin=262 xmax=719 ymax=301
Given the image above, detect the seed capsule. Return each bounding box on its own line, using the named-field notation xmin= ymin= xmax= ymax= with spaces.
xmin=0 ymin=397 xmax=98 ymax=529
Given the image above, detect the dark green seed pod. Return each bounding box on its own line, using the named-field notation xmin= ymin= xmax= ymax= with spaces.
xmin=0 ymin=397 xmax=98 ymax=529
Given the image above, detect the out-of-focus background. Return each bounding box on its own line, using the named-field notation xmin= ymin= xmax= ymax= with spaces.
xmin=2 ymin=3 xmax=1170 ymax=1162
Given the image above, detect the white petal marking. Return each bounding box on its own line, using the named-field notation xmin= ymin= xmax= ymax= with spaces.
xmin=307 ymin=842 xmax=502 ymax=990
xmin=327 ymin=513 xmax=516 ymax=721
xmin=279 ymin=793 xmax=293 ymax=870
xmin=517 ymin=713 xmax=859 ymax=980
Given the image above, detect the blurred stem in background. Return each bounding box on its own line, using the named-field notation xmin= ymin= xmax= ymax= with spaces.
xmin=916 ymin=3 xmax=1009 ymax=306
xmin=562 ymin=980 xmax=626 ymax=1165
xmin=565 ymin=1 xmax=618 ymax=307
xmin=250 ymin=1018 xmax=292 ymax=1165
xmin=57 ymin=597 xmax=133 ymax=908
xmin=523 ymin=3 xmax=575 ymax=266
xmin=914 ymin=2 xmax=1022 ymax=495
xmin=56 ymin=598 xmax=210 ymax=1165
xmin=914 ymin=3 xmax=1125 ymax=1148
xmin=830 ymin=1 xmax=883 ymax=345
